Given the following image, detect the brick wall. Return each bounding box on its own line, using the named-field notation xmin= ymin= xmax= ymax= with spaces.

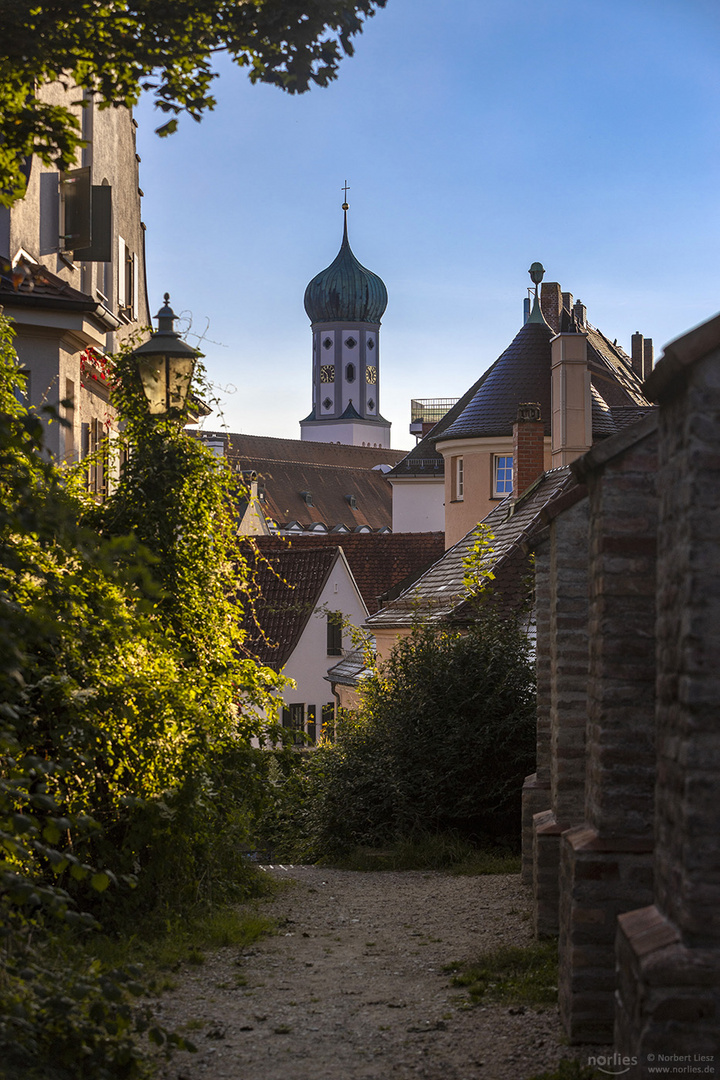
xmin=616 ymin=328 xmax=720 ymax=1062
xmin=530 ymin=493 xmax=589 ymax=936
xmin=557 ymin=418 xmax=658 ymax=1043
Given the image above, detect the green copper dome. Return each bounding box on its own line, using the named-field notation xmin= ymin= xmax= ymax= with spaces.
xmin=304 ymin=212 xmax=388 ymax=325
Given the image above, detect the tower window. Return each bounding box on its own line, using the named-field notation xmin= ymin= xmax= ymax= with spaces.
xmin=367 ymin=338 xmax=375 ymax=350
xmin=323 ymin=397 xmax=333 ymax=410
xmin=453 ymin=456 xmax=464 ymax=501
xmin=367 ymin=398 xmax=375 ymax=410
xmin=344 ymin=336 xmax=357 ymax=349
xmin=345 ymin=362 xmax=356 ymax=383
xmin=323 ymin=337 xmax=333 ymax=349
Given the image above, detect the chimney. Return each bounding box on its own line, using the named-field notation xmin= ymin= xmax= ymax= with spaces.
xmin=643 ymin=338 xmax=654 ymax=380
xmin=540 ymin=282 xmax=563 ymax=334
xmin=562 ymin=291 xmax=574 ymax=317
xmin=573 ymin=300 xmax=587 ymax=328
xmin=513 ymin=403 xmax=545 ymax=497
xmin=551 ymin=330 xmax=591 ymax=467
xmin=631 ymin=331 xmax=644 ymax=378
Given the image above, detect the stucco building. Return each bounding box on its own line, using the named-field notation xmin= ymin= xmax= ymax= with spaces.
xmin=388 ymin=269 xmax=654 ymax=546
xmin=0 ymin=83 xmax=149 ymax=480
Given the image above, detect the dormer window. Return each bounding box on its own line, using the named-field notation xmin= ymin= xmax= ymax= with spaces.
xmin=301 ymin=490 xmax=313 ymax=506
xmin=345 ymin=494 xmax=357 ymax=509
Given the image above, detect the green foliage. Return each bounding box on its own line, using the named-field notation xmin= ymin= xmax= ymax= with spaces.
xmin=0 ymin=311 xmax=282 ymax=1073
xmin=462 ymin=524 xmax=497 ymax=597
xmin=261 ymin=612 xmax=536 ymax=861
xmin=446 ymin=940 xmax=558 ymax=1008
xmin=0 ymin=0 xmax=387 ymax=204
xmin=328 ymin=835 xmax=521 ymax=874
xmin=88 ymin=905 xmax=274 ymax=989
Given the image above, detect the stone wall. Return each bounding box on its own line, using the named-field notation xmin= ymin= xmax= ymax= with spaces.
xmin=615 ymin=317 xmax=720 ymax=1064
xmin=558 ymin=415 xmax=659 ymax=1043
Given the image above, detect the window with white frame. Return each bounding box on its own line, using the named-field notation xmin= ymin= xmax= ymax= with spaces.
xmin=455 ymin=456 xmax=464 ymax=500
xmin=493 ymin=455 xmax=513 ymax=497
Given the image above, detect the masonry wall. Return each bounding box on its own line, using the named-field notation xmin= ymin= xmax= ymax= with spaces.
xmin=558 ymin=424 xmax=658 ymax=1043
xmin=615 ymin=344 xmax=720 ymax=1061
xmin=531 ymin=497 xmax=590 ymax=936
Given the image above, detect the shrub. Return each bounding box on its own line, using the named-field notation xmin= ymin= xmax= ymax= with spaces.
xmin=263 ymin=612 xmax=536 ymax=861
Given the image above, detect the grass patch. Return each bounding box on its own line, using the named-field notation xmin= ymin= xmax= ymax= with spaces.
xmin=328 ymin=832 xmax=520 ymax=874
xmin=86 ymin=904 xmax=275 ymax=991
xmin=445 ymin=940 xmax=558 ymax=1008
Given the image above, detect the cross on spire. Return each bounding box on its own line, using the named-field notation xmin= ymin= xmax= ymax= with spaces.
xmin=342 ymin=180 xmax=350 ymax=209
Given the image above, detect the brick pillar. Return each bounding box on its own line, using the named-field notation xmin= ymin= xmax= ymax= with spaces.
xmin=541 ymin=282 xmax=563 ymax=334
xmin=558 ymin=416 xmax=658 ymax=1044
xmin=513 ymin=403 xmax=545 ymax=498
xmin=642 ymin=338 xmax=654 ymax=380
xmin=532 ymin=492 xmax=589 ymax=937
xmin=631 ymin=332 xmax=644 ymax=378
xmin=551 ymin=332 xmax=591 ymax=468
xmin=616 ymin=315 xmax=720 ymax=1066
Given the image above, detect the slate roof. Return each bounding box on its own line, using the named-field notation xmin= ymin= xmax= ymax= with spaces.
xmin=247 ymin=532 xmax=445 ymax=615
xmin=240 ymin=546 xmax=341 ymax=669
xmin=390 ymin=298 xmax=652 ymax=478
xmin=439 ymin=316 xmax=649 ymax=444
xmin=440 ymin=318 xmax=556 ymax=440
xmin=325 ymin=647 xmax=371 ymax=688
xmin=366 ymin=466 xmax=581 ymax=629
xmin=198 ymin=432 xmax=406 ymax=532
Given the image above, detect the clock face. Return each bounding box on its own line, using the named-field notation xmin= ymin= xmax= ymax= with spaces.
xmin=320 ymin=365 xmax=335 ymax=383
xmin=366 ymin=365 xmax=377 ymax=384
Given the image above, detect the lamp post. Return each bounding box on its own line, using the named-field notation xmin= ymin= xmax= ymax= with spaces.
xmin=132 ymin=294 xmax=200 ymax=416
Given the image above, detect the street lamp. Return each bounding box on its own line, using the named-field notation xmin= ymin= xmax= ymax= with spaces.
xmin=133 ymin=293 xmax=200 ymax=416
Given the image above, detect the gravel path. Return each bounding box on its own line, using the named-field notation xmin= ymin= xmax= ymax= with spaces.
xmin=156 ymin=866 xmax=592 ymax=1080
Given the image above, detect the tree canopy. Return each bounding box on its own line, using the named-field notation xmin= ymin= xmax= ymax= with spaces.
xmin=0 ymin=0 xmax=387 ymax=205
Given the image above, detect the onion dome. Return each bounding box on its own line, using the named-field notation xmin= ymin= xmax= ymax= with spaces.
xmin=304 ymin=211 xmax=388 ymax=324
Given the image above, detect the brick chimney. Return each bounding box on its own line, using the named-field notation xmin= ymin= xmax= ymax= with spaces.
xmin=541 ymin=282 xmax=563 ymax=334
xmin=513 ymin=403 xmax=545 ymax=497
xmin=631 ymin=332 xmax=644 ymax=378
xmin=551 ymin=331 xmax=591 ymax=467
xmin=643 ymin=337 xmax=654 ymax=379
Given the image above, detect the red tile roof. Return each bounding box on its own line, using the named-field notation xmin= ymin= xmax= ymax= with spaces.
xmin=241 ymin=545 xmax=340 ymax=669
xmin=246 ymin=532 xmax=445 ymax=615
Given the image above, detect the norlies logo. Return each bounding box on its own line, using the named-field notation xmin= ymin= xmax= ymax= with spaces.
xmin=588 ymin=1053 xmax=638 ymax=1076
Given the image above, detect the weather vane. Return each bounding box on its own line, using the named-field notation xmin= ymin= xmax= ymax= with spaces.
xmin=342 ymin=180 xmax=350 ymax=210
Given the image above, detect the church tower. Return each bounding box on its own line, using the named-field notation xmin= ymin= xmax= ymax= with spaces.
xmin=300 ymin=200 xmax=391 ymax=447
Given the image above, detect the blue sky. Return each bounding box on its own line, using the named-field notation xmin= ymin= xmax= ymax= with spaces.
xmin=135 ymin=0 xmax=720 ymax=449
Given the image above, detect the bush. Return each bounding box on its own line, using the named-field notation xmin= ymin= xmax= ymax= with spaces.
xmin=263 ymin=613 xmax=536 ymax=861
xmin=0 ymin=314 xmax=282 ymax=1074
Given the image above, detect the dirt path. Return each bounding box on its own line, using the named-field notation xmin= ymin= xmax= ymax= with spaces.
xmin=156 ymin=866 xmax=589 ymax=1080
